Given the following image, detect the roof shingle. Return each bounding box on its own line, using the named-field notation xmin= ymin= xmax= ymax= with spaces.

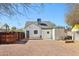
xmin=25 ymin=21 xmax=56 ymax=29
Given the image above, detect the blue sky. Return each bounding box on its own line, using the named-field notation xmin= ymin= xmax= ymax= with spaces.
xmin=0 ymin=3 xmax=69 ymax=29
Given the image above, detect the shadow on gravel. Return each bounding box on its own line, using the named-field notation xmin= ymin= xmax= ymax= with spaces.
xmin=15 ymin=39 xmax=29 ymax=44
xmin=0 ymin=39 xmax=29 ymax=45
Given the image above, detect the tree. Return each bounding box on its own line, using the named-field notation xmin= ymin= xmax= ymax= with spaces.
xmin=0 ymin=3 xmax=43 ymax=17
xmin=65 ymin=4 xmax=79 ymax=27
xmin=11 ymin=26 xmax=16 ymax=31
xmin=3 ymin=23 xmax=9 ymax=32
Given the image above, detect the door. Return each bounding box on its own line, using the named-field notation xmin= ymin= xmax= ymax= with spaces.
xmin=42 ymin=30 xmax=52 ymax=39
xmin=26 ymin=31 xmax=29 ymax=38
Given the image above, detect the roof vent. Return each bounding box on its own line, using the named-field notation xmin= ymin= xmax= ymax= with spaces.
xmin=37 ymin=18 xmax=41 ymax=25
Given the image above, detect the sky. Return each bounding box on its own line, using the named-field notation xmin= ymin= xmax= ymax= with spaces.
xmin=0 ymin=3 xmax=69 ymax=29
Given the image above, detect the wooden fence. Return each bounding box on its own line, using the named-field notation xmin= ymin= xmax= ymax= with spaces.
xmin=0 ymin=32 xmax=25 ymax=44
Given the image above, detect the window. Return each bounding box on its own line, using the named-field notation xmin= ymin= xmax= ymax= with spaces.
xmin=47 ymin=31 xmax=49 ymax=34
xmin=34 ymin=30 xmax=38 ymax=34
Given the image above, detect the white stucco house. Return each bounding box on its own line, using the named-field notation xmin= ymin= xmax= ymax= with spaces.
xmin=24 ymin=19 xmax=66 ymax=40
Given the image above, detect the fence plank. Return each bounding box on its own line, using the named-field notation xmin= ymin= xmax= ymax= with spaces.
xmin=0 ymin=32 xmax=25 ymax=44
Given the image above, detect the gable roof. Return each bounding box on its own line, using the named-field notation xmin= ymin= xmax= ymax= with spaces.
xmin=25 ymin=21 xmax=56 ymax=29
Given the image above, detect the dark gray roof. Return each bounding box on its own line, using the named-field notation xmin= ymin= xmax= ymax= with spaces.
xmin=25 ymin=21 xmax=56 ymax=29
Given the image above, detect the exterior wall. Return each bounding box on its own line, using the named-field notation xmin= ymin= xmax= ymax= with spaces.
xmin=53 ymin=28 xmax=66 ymax=40
xmin=42 ymin=29 xmax=52 ymax=40
xmin=25 ymin=24 xmax=66 ymax=40
xmin=73 ymin=32 xmax=79 ymax=40
xmin=25 ymin=24 xmax=41 ymax=39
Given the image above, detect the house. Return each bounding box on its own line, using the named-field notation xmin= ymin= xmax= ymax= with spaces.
xmin=24 ymin=18 xmax=66 ymax=40
xmin=65 ymin=24 xmax=79 ymax=40
xmin=71 ymin=24 xmax=79 ymax=40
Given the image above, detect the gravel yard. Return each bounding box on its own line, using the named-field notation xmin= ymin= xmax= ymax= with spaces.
xmin=0 ymin=40 xmax=79 ymax=56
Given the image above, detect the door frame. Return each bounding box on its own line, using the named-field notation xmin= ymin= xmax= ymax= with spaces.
xmin=26 ymin=31 xmax=29 ymax=38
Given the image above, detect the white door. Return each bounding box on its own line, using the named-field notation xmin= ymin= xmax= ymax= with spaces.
xmin=42 ymin=30 xmax=52 ymax=39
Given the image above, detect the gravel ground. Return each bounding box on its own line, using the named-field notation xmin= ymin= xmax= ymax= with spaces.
xmin=0 ymin=40 xmax=79 ymax=56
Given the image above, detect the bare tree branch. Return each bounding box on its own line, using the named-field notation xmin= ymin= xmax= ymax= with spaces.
xmin=0 ymin=3 xmax=44 ymax=17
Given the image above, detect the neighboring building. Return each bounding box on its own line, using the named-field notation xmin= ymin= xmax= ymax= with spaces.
xmin=24 ymin=18 xmax=66 ymax=40
xmin=71 ymin=24 xmax=79 ymax=40
xmin=65 ymin=24 xmax=79 ymax=40
xmin=65 ymin=27 xmax=72 ymax=37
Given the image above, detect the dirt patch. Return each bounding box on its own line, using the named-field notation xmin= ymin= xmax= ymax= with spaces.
xmin=0 ymin=40 xmax=79 ymax=56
